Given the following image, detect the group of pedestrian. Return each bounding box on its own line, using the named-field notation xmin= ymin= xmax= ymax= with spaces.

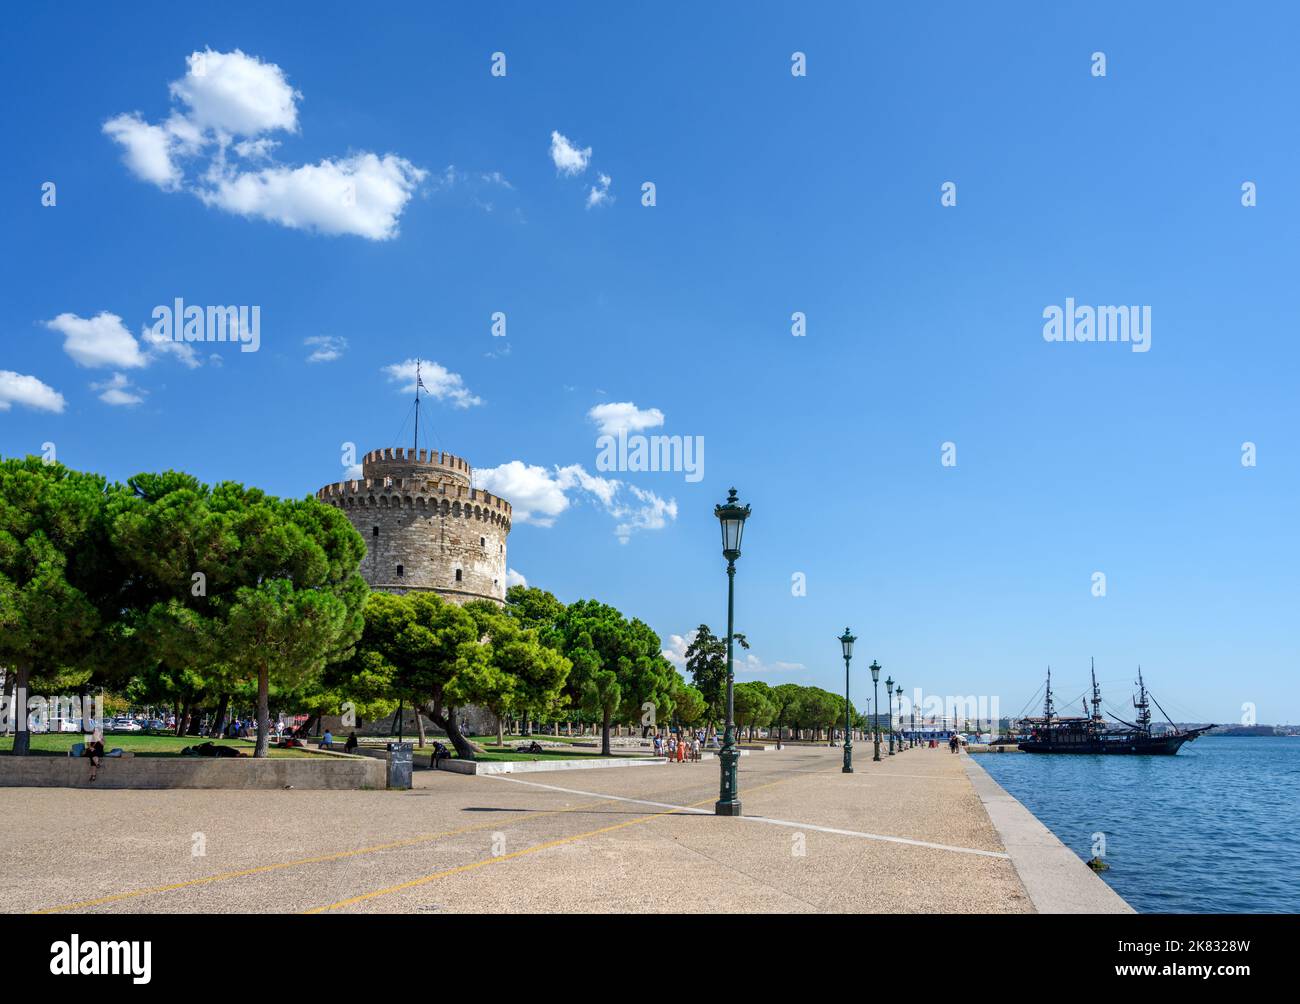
xmin=651 ymin=731 xmax=704 ymax=763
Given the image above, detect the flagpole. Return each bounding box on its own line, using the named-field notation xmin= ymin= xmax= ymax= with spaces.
xmin=414 ymin=360 xmax=420 ymax=453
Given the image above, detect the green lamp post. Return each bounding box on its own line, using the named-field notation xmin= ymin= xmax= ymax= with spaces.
xmin=895 ymin=685 xmax=904 ymax=750
xmin=870 ymin=660 xmax=882 ymax=762
xmin=713 ymin=487 xmax=750 ymax=817
xmin=839 ymin=628 xmax=855 ymax=773
xmin=885 ymin=675 xmax=895 ymax=755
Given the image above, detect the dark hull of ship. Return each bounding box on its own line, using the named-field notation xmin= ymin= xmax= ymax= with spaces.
xmin=1018 ymin=732 xmax=1195 ymax=755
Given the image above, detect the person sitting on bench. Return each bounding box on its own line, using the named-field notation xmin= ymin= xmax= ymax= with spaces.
xmin=83 ymin=737 xmax=105 ymax=782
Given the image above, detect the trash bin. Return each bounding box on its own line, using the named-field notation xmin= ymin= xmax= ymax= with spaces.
xmin=386 ymin=742 xmax=413 ymax=789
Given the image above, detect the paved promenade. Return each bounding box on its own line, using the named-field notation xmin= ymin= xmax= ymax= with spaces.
xmin=4 ymin=745 xmax=1051 ymax=914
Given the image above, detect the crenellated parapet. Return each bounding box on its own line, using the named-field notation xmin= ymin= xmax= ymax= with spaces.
xmin=315 ymin=444 xmax=513 ymax=605
xmin=360 ymin=446 xmax=473 ymax=484
xmin=315 ymin=476 xmax=512 ymax=529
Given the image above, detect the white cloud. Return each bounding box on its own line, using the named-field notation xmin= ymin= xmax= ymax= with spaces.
xmin=739 ymin=653 xmax=806 ymax=676
xmin=169 ymin=49 xmax=300 ymax=136
xmin=0 ymin=371 xmax=65 ymax=413
xmin=554 ymin=464 xmax=620 ymax=507
xmin=382 ymin=358 xmax=482 ymax=409
xmin=45 ymin=312 xmax=147 ymax=369
xmin=586 ymin=172 xmax=612 ymax=209
xmin=473 ymin=461 xmax=571 ymax=526
xmin=304 ymin=335 xmax=347 ymax=363
xmin=104 ymin=49 xmax=424 ymax=240
xmin=587 ymin=401 xmax=665 ymax=436
xmin=661 ymin=629 xmax=803 ymax=677
xmin=199 ymin=153 xmax=426 ymax=241
xmin=609 ymin=483 xmax=677 ymax=544
xmin=102 ymin=113 xmax=183 ymax=190
xmin=233 ymin=137 xmax=279 ymax=161
xmin=549 ymin=130 xmax=591 ymax=175
xmin=505 ymin=568 xmax=528 ymax=589
xmin=91 ymin=372 xmax=145 ymax=406
xmin=662 ymin=630 xmax=697 ymax=671
xmin=473 ymin=460 xmax=675 ymax=541
xmin=139 ymin=322 xmax=201 ymax=369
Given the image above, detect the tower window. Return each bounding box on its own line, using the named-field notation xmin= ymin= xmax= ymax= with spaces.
xmin=396 ymin=565 xmax=403 ymax=578
xmin=480 ymin=536 xmax=486 ymax=548
xmin=455 ymin=569 xmax=463 ymax=583
xmin=372 ymin=526 xmax=379 ymax=538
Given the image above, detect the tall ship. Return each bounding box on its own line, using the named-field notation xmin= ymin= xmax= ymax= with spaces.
xmin=1018 ymin=661 xmax=1213 ymax=755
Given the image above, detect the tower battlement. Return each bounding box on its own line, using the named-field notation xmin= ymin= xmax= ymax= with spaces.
xmin=317 ymin=444 xmax=512 ymax=605
xmin=361 ymin=446 xmax=472 ymax=483
xmin=315 ymin=477 xmax=512 ymax=519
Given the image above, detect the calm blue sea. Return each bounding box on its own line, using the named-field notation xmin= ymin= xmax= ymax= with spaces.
xmin=975 ymin=736 xmax=1300 ymax=914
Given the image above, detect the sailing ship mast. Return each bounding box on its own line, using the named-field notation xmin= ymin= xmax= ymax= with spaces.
xmin=1090 ymin=658 xmax=1104 ymax=725
xmin=1042 ymin=666 xmax=1056 ymax=722
xmin=1133 ymin=666 xmax=1152 ymax=735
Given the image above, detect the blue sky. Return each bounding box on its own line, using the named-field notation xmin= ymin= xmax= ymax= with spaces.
xmin=3 ymin=2 xmax=1298 ymax=723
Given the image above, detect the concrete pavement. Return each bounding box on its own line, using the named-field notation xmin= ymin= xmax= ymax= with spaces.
xmin=2 ymin=745 xmax=1048 ymax=914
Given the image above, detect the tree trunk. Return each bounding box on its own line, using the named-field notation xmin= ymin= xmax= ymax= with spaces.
xmin=601 ymin=710 xmax=612 ymax=756
xmin=2 ymin=668 xmax=16 ymax=737
xmin=416 ymin=707 xmax=427 ymax=748
xmin=212 ymin=693 xmax=231 ymax=738
xmin=254 ymin=668 xmax=270 ymax=758
xmin=11 ymin=663 xmax=32 ymax=755
xmin=496 ymin=713 xmax=505 ymax=746
xmin=426 ymin=696 xmax=484 ymax=760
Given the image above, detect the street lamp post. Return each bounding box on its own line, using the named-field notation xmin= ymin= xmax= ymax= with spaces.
xmin=895 ymin=685 xmax=904 ymax=751
xmin=839 ymin=628 xmax=855 ymax=773
xmin=870 ymin=660 xmax=882 ymax=762
xmin=885 ymin=675 xmax=895 ymax=755
xmin=713 ymin=488 xmax=750 ymax=817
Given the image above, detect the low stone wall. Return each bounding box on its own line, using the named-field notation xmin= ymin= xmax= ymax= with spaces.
xmin=435 ymin=756 xmax=668 ymax=775
xmin=0 ymin=755 xmax=387 ymax=790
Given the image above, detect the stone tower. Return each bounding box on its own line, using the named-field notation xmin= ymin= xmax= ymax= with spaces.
xmin=316 ymin=446 xmax=512 ymax=605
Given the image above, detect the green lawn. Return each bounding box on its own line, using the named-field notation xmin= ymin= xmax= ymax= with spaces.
xmin=464 ymin=746 xmax=644 ymax=762
xmin=399 ymin=743 xmax=651 ymax=763
xmin=0 ymin=733 xmax=316 ymax=758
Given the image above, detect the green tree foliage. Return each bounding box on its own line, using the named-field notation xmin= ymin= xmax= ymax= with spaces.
xmin=684 ymin=623 xmax=749 ymax=728
xmin=463 ymin=599 xmax=571 ymax=745
xmin=348 ymin=591 xmax=485 ymax=758
xmin=671 ymin=682 xmax=707 ymax=727
xmin=734 ymin=680 xmax=775 ymax=739
xmin=0 ymin=458 xmax=111 ymax=754
xmin=556 ymin=599 xmax=666 ymax=755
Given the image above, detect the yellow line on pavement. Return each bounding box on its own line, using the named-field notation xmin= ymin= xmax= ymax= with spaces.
xmin=304 ymin=766 xmax=832 ymax=913
xmin=32 ymin=796 xmax=624 ymax=915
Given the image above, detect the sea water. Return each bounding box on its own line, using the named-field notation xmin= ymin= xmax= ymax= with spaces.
xmin=975 ymin=735 xmax=1300 ymax=913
